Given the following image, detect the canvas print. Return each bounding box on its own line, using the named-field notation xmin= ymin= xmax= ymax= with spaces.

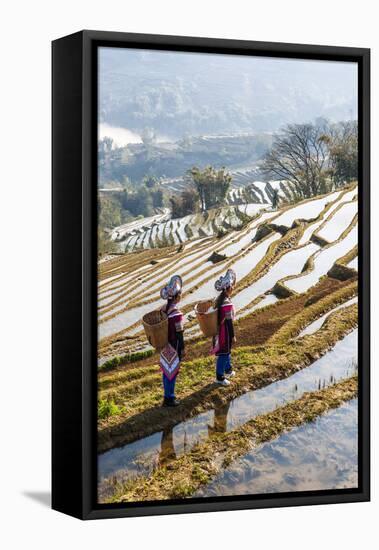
xmin=97 ymin=47 xmax=358 ymax=505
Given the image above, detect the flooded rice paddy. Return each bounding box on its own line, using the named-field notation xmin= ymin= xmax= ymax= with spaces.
xmin=298 ymin=296 xmax=358 ymax=337
xmin=99 ymin=233 xmax=280 ymax=339
xmin=232 ymin=242 xmax=319 ymax=310
xmin=286 ymin=224 xmax=357 ymax=294
xmin=195 ymin=398 xmax=358 ymax=497
xmin=317 ymin=200 xmax=357 ymax=243
xmin=98 ymin=186 xmax=359 ymax=502
xmin=98 ymin=330 xmax=357 ymax=499
xmin=272 ymin=192 xmax=340 ymax=228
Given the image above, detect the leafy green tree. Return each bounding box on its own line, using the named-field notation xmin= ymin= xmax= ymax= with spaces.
xmin=170 ymin=188 xmax=198 ymax=218
xmin=98 ymin=227 xmax=118 ymax=257
xmin=181 ymin=188 xmax=198 ymax=214
xmin=328 ymin=121 xmax=358 ymax=187
xmin=169 ymin=196 xmax=184 ymax=218
xmin=151 ymin=187 xmax=164 ymax=208
xmin=98 ymin=195 xmax=123 ymax=229
xmin=114 ymin=186 xmax=153 ymax=218
xmin=186 ymin=166 xmax=232 ymax=211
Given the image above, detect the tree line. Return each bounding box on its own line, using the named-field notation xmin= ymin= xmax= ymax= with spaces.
xmin=170 ymin=119 xmax=357 ymax=217
xmin=98 ymin=175 xmax=165 ymax=231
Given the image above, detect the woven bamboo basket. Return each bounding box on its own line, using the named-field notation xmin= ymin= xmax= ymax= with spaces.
xmin=142 ymin=310 xmax=168 ymax=350
xmin=195 ymin=299 xmax=218 ymax=337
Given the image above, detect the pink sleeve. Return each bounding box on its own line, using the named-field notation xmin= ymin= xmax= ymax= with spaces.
xmin=223 ymin=304 xmax=234 ymax=320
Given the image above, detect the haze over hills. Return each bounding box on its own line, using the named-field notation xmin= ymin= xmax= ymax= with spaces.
xmin=97 ymin=47 xmax=358 ymax=261
xmin=96 ymin=49 xmax=359 ymax=504
xmin=99 ymin=47 xmax=358 ymax=140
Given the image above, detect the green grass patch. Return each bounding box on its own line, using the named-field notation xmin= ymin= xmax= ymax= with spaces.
xmin=98 ymin=398 xmax=122 ymax=420
xmin=99 ymin=349 xmax=154 ymax=372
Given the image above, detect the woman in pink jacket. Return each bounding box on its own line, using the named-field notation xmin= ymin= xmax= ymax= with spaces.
xmin=212 ymin=269 xmax=237 ymax=386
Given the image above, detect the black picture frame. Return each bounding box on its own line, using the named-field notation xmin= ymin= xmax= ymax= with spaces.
xmin=52 ymin=30 xmax=370 ymax=520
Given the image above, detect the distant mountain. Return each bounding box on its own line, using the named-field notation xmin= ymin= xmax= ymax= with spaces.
xmin=99 ymin=47 xmax=358 ymax=139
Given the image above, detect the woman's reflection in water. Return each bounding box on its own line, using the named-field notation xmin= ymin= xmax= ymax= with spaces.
xmin=159 ymin=427 xmax=177 ymax=465
xmin=208 ymin=402 xmax=231 ymax=436
xmin=159 ymin=402 xmax=231 ymax=466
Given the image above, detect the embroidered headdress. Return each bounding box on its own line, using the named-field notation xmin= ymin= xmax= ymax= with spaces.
xmin=160 ymin=275 xmax=183 ymax=300
xmin=214 ymin=269 xmax=236 ymax=292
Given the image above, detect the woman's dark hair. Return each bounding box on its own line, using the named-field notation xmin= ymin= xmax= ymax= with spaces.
xmin=165 ymin=292 xmax=182 ymax=312
xmin=215 ymin=289 xmax=227 ymax=325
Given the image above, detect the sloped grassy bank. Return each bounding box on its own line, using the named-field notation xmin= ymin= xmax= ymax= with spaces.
xmin=98 ymin=281 xmax=356 ymax=393
xmin=99 ymin=275 xmax=354 ymax=370
xmin=104 ymin=376 xmax=357 ymax=503
xmin=270 ymin=279 xmax=357 ymax=344
xmin=98 ymin=303 xmax=357 ymax=452
xmin=327 ymin=244 xmax=358 ymax=280
xmin=97 ymin=278 xmax=356 ymax=384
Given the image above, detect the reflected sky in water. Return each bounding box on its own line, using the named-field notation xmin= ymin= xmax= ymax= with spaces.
xmin=98 ymin=330 xmax=357 ymax=501
xmin=195 ymin=399 xmax=358 ymax=497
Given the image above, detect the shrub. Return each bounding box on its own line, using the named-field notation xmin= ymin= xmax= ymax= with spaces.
xmin=98 ymin=399 xmax=121 ymax=419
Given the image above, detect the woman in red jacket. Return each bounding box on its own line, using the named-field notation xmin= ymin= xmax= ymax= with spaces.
xmin=212 ymin=268 xmax=237 ymax=387
xmin=159 ymin=275 xmax=185 ymax=407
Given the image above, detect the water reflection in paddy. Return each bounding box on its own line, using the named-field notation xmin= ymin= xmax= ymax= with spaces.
xmin=286 ymin=224 xmax=357 ymax=294
xmin=98 ymin=329 xmax=357 ymax=498
xmin=195 ymin=398 xmax=358 ymax=497
xmin=232 ymin=242 xmax=318 ymax=311
xmin=298 ymin=296 xmax=357 ymax=338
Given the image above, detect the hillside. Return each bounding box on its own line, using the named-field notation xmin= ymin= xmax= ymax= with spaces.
xmin=111 ymin=204 xmax=264 ymax=251
xmin=97 ymin=184 xmax=358 ymax=502
xmin=109 ymin=180 xmax=299 ymax=252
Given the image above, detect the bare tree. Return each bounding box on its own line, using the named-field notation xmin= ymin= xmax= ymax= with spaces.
xmin=262 ymin=123 xmax=332 ymax=200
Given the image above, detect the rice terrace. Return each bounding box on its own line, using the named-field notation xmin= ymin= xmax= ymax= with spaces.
xmin=98 ymin=182 xmax=358 ymax=503
xmin=96 ymin=47 xmax=359 ymax=505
